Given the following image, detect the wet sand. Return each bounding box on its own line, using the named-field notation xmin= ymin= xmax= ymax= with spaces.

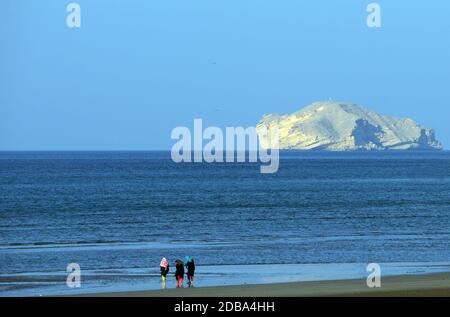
xmin=82 ymin=272 xmax=450 ymax=297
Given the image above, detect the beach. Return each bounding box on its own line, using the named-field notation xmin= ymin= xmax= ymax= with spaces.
xmin=83 ymin=272 xmax=450 ymax=297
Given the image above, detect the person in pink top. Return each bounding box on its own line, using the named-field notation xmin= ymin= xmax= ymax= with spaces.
xmin=160 ymin=257 xmax=169 ymax=289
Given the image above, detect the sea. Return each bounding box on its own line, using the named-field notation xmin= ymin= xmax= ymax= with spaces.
xmin=0 ymin=151 xmax=449 ymax=296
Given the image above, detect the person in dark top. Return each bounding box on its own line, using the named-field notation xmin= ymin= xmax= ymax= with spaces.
xmin=185 ymin=256 xmax=195 ymax=287
xmin=175 ymin=259 xmax=184 ymax=288
xmin=159 ymin=257 xmax=169 ymax=289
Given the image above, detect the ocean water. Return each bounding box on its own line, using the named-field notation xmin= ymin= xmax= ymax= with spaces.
xmin=0 ymin=151 xmax=449 ymax=295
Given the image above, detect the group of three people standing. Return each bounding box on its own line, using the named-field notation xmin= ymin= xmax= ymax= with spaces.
xmin=159 ymin=256 xmax=195 ymax=288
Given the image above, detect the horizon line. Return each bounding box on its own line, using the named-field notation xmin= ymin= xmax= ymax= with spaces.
xmin=0 ymin=149 xmax=448 ymax=152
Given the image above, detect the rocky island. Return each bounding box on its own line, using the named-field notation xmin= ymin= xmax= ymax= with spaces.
xmin=256 ymin=101 xmax=442 ymax=151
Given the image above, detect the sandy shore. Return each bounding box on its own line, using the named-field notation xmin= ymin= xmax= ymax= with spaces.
xmin=81 ymin=272 xmax=450 ymax=297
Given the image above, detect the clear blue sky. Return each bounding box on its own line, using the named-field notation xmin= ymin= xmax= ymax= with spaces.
xmin=1 ymin=0 xmax=449 ymax=150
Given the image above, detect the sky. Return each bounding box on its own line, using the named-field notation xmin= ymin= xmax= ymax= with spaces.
xmin=1 ymin=0 xmax=449 ymax=150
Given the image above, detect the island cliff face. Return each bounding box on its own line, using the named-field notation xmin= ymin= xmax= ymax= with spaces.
xmin=256 ymin=101 xmax=442 ymax=150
